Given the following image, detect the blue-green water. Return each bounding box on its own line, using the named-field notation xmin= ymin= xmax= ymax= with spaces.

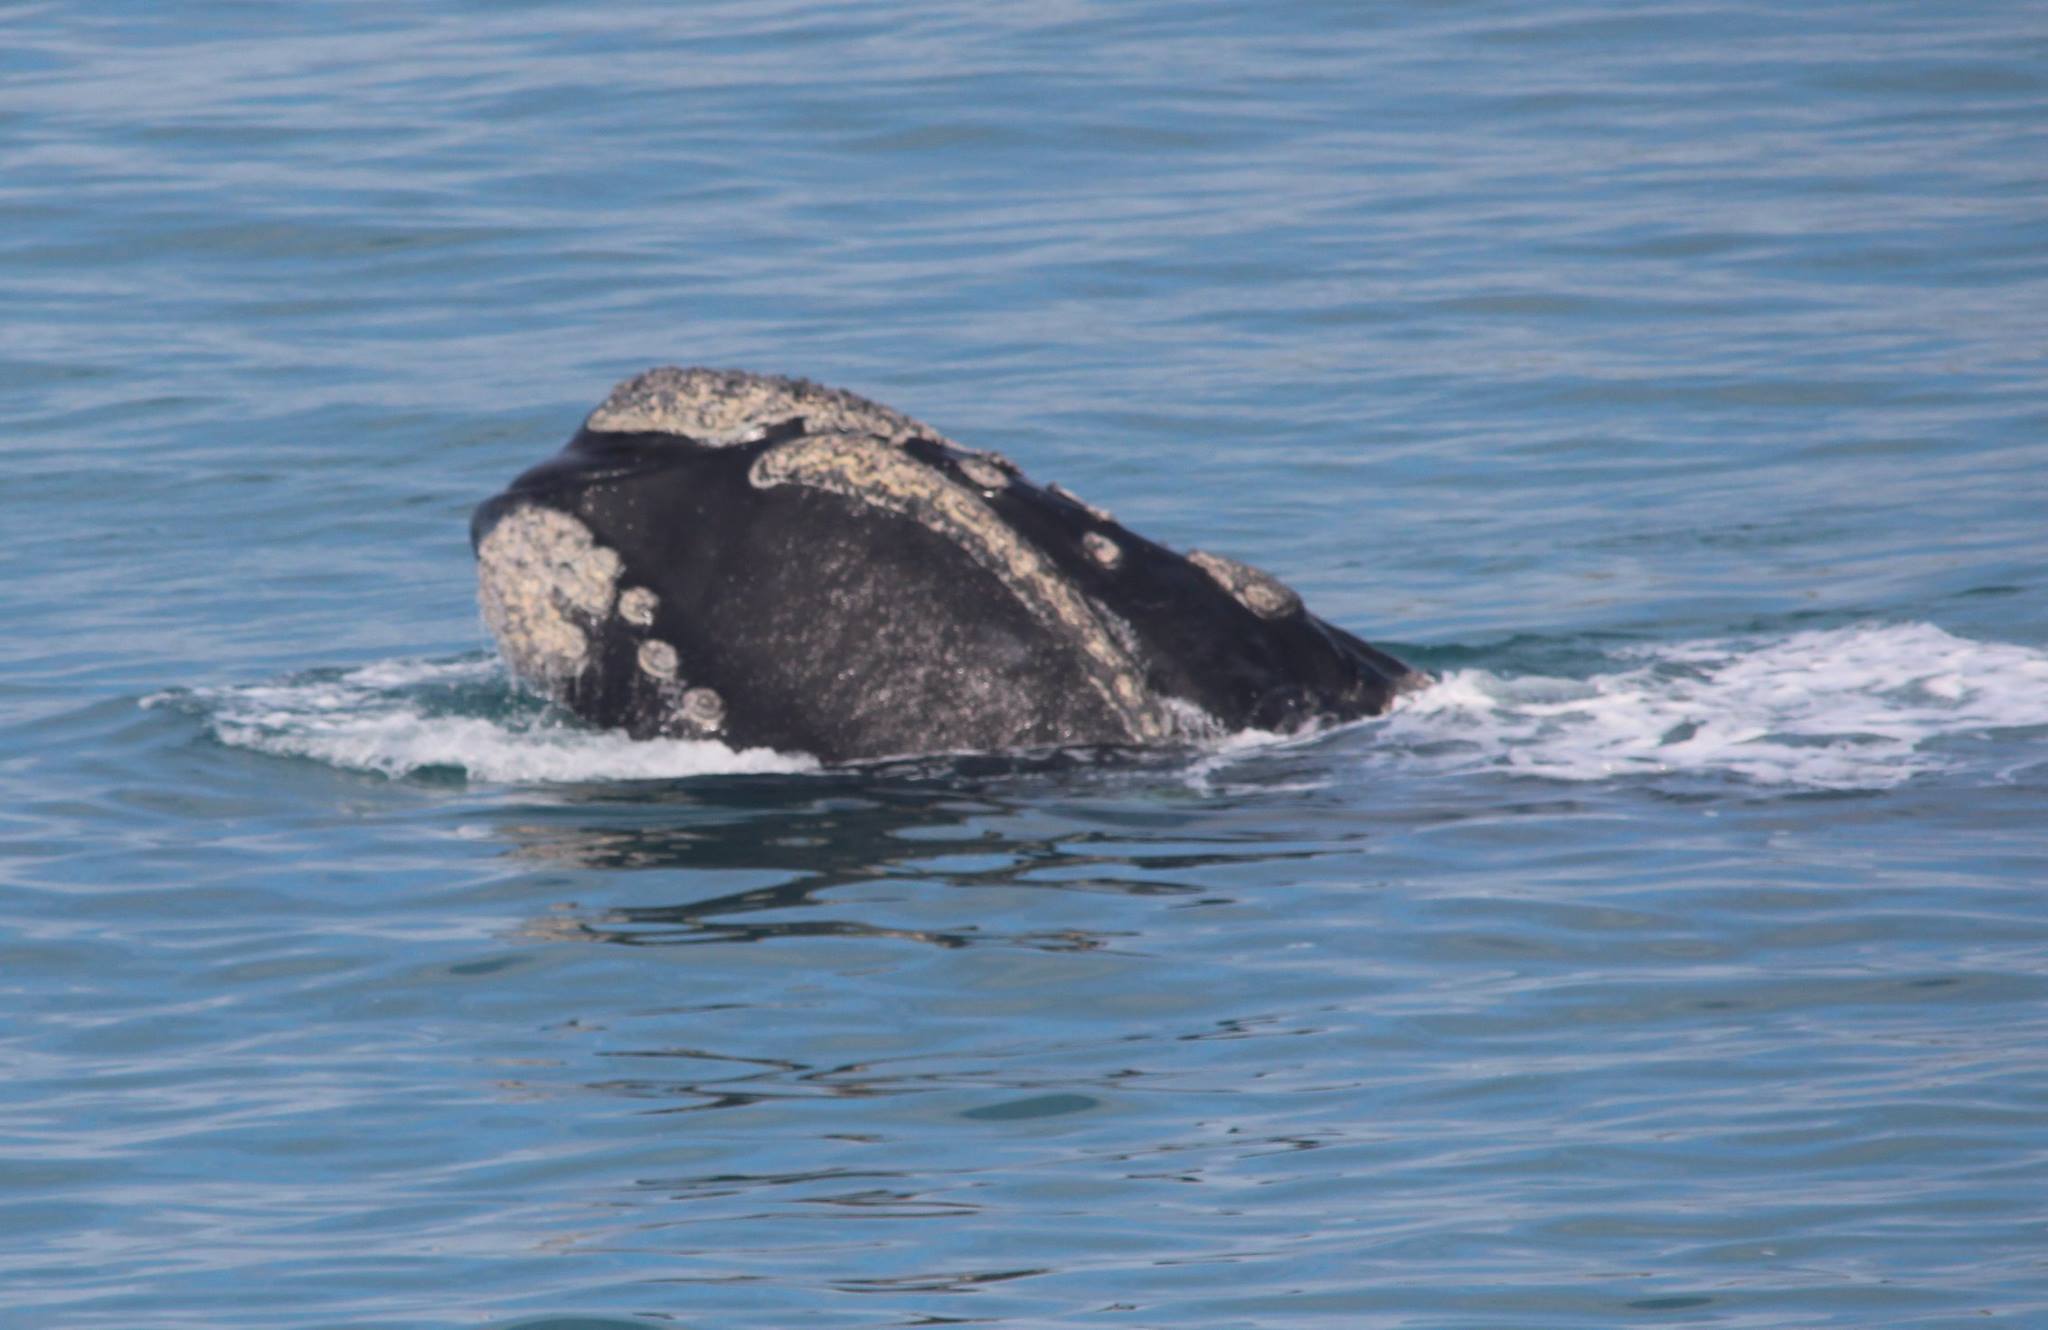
xmin=5 ymin=4 xmax=2047 ymax=1327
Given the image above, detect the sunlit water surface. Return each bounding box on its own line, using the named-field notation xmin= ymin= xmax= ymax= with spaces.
xmin=4 ymin=3 xmax=2046 ymax=1327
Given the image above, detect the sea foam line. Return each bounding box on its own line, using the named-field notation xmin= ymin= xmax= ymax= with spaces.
xmin=148 ymin=623 xmax=2046 ymax=789
xmin=145 ymin=657 xmax=817 ymax=783
xmin=1380 ymin=622 xmax=2048 ymax=788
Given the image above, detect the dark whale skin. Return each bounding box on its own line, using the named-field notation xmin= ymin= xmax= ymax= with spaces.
xmin=472 ymin=368 xmax=1426 ymax=764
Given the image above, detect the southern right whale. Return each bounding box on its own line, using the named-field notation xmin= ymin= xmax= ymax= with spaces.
xmin=472 ymin=367 xmax=1427 ymax=763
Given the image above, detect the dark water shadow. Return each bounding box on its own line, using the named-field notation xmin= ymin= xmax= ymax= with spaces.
xmin=489 ymin=750 xmax=1354 ymax=951
xmin=492 ymin=1319 xmax=667 ymax=1330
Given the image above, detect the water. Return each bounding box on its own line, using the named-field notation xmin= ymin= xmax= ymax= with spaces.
xmin=4 ymin=2 xmax=2047 ymax=1326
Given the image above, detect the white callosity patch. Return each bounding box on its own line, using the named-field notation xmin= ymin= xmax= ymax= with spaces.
xmin=585 ymin=366 xmax=948 ymax=446
xmin=1382 ymin=622 xmax=2048 ymax=789
xmin=1082 ymin=531 xmax=1122 ymax=569
xmin=636 ymin=639 xmax=679 ymax=681
xmin=748 ymin=431 xmax=1175 ymax=743
xmin=1048 ymin=482 xmax=1115 ymax=525
xmin=955 ymin=456 xmax=1011 ymax=491
xmin=475 ymin=505 xmax=622 ymax=692
xmin=680 ymin=686 xmax=726 ymax=733
xmin=1189 ymin=549 xmax=1303 ymax=620
xmin=618 ymin=586 xmax=658 ymax=627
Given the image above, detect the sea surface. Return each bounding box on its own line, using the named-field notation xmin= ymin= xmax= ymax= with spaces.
xmin=4 ymin=3 xmax=2047 ymax=1327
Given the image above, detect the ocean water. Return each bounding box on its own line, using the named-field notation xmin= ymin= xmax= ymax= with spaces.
xmin=4 ymin=2 xmax=2047 ymax=1326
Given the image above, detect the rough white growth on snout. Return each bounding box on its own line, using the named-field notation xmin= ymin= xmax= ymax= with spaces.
xmin=1048 ymin=482 xmax=1115 ymax=524
xmin=1082 ymin=532 xmax=1122 ymax=570
xmin=680 ymin=686 xmax=725 ymax=733
xmin=1190 ymin=550 xmax=1303 ymax=620
xmin=618 ymin=586 xmax=658 ymax=627
xmin=956 ymin=456 xmax=1011 ymax=491
xmin=585 ymin=366 xmax=949 ymax=446
xmin=636 ymin=639 xmax=679 ymax=681
xmin=476 ymin=505 xmax=622 ymax=689
xmin=748 ymin=431 xmax=1171 ymax=743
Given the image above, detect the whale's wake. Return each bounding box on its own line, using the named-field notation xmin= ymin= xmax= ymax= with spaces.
xmin=1373 ymin=621 xmax=2048 ymax=790
xmin=149 ymin=623 xmax=2047 ymax=791
xmin=145 ymin=657 xmax=817 ymax=783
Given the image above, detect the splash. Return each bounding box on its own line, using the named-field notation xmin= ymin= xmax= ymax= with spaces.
xmin=148 ymin=624 xmax=2046 ymax=790
xmin=145 ymin=657 xmax=817 ymax=783
xmin=1379 ymin=622 xmax=2048 ymax=789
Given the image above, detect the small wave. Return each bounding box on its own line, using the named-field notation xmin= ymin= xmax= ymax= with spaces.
xmin=144 ymin=656 xmax=817 ymax=783
xmin=1381 ymin=622 xmax=2048 ymax=789
xmin=147 ymin=623 xmax=2045 ymax=790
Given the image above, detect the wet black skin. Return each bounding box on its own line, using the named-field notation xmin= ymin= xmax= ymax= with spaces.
xmin=473 ymin=420 xmax=1424 ymax=764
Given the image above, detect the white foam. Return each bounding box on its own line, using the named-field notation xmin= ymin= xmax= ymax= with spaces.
xmin=149 ymin=624 xmax=2046 ymax=791
xmin=148 ymin=657 xmax=818 ymax=784
xmin=1379 ymin=622 xmax=2048 ymax=789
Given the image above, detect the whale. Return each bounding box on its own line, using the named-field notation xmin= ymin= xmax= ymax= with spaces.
xmin=472 ymin=367 xmax=1427 ymax=764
